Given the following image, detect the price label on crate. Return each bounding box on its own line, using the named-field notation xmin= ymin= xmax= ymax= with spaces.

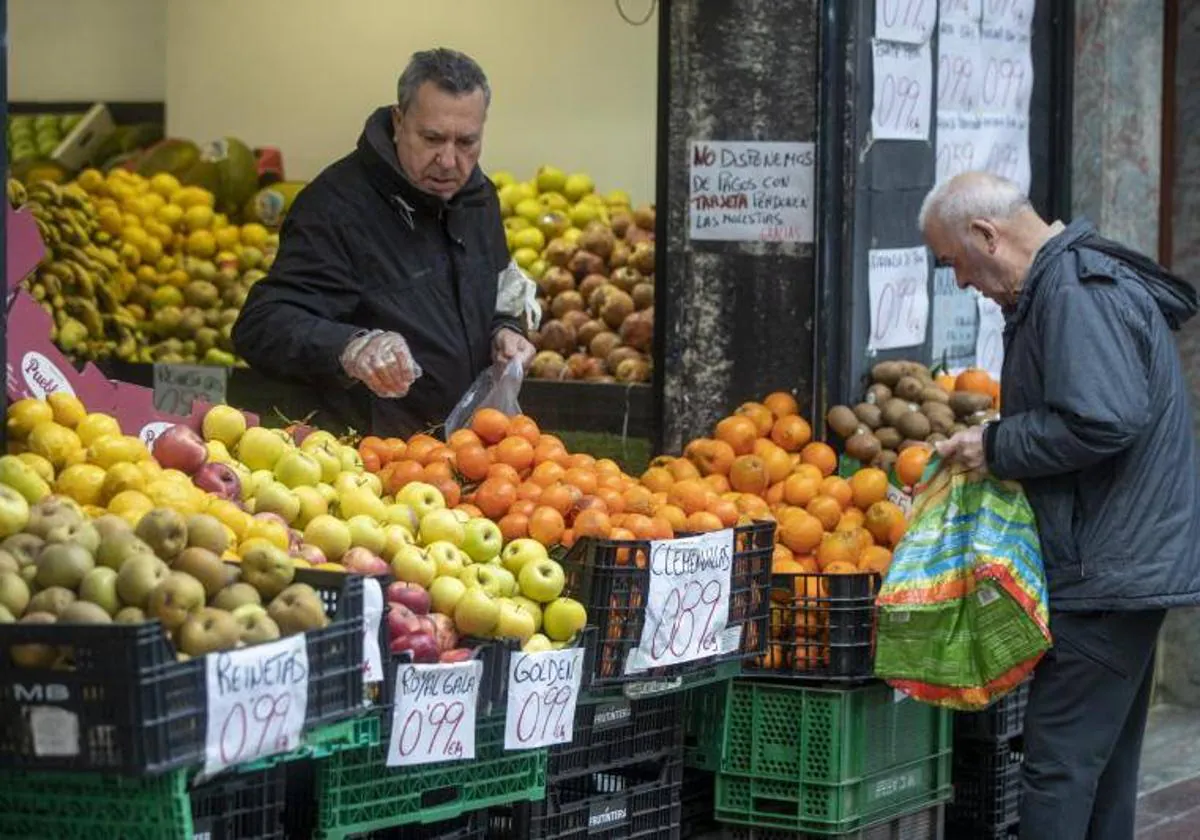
xmin=504 ymin=647 xmax=583 ymax=750
xmin=386 ymin=660 xmax=481 ymax=767
xmin=362 ymin=578 xmax=384 ymax=684
xmin=203 ymin=634 xmax=309 ymax=776
xmin=624 ymin=528 xmax=739 ymax=674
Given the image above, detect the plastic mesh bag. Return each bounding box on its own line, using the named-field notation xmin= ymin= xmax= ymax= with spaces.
xmin=874 ymin=456 xmax=1052 ymax=710
xmin=443 ymin=358 xmax=525 ymax=438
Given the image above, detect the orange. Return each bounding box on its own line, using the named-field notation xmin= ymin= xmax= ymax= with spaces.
xmin=779 ymin=510 xmax=824 ymax=554
xmin=783 ymin=473 xmax=821 ymax=507
xmin=574 ymin=508 xmax=612 ymax=539
xmin=765 ymin=482 xmax=786 ymax=505
xmin=792 ymin=553 xmax=820 ymax=574
xmin=516 ymin=483 xmax=543 ymax=504
xmin=455 ymin=444 xmax=491 ymax=482
xmin=405 ymin=435 xmax=440 ymax=464
xmin=596 ymin=487 xmax=626 ymax=514
xmin=487 ymin=462 xmax=522 ymax=485
xmin=763 ymin=391 xmax=800 ymax=418
xmin=421 ymin=461 xmax=453 ymax=484
xmin=595 ymin=458 xmax=622 ymax=476
xmin=754 ymin=439 xmax=793 ymax=484
xmin=703 ymin=474 xmax=732 ymax=494
xmin=729 ymin=455 xmax=770 ymax=496
xmin=888 ymin=518 xmax=908 ymax=547
xmin=511 ymin=498 xmax=537 ymax=518
xmin=668 ymin=478 xmax=710 ymax=515
xmin=685 ymin=438 xmax=736 ymax=477
xmin=865 ymin=500 xmax=905 ymax=545
xmin=849 ymin=467 xmax=889 ymax=510
xmin=770 ymin=414 xmax=812 ymax=452
xmin=736 ymin=494 xmax=771 ymax=519
xmin=534 ymin=441 xmax=568 ymax=466
xmin=816 ymin=530 xmax=862 ymax=570
xmin=819 ymin=476 xmax=853 ymax=510
xmin=507 ymin=414 xmax=542 ymax=444
xmin=456 ymin=503 xmax=484 ymax=519
xmin=471 ymin=408 xmax=511 ymax=444
xmin=685 ymin=511 xmax=724 ymax=533
xmin=382 ymin=459 xmax=423 ymax=495
xmin=858 ymin=545 xmax=892 ymax=575
xmin=360 ymin=449 xmax=382 ymax=473
xmin=656 ymin=504 xmax=688 ymax=531
xmin=823 ymin=560 xmax=861 ymax=575
xmin=623 ymin=513 xmax=655 ymax=540
xmin=559 ymin=467 xmax=595 ymax=496
xmin=433 ymin=478 xmax=461 ymax=508
xmin=955 ymin=368 xmax=993 ymax=394
xmin=707 ymin=496 xmax=740 ymax=528
xmin=667 ymin=458 xmax=701 ymax=482
xmin=496 ymin=436 xmax=535 ymax=472
xmin=836 ymin=508 xmax=866 ymax=531
xmin=473 ymin=478 xmax=517 ymax=520
xmin=648 ymin=515 xmax=675 ymax=540
xmin=772 ymin=542 xmax=796 ymax=572
xmin=531 ymin=461 xmax=566 ymax=488
xmin=447 ymin=428 xmax=482 ymax=450
xmin=799 ymin=442 xmax=838 ymax=477
xmin=566 ymin=453 xmax=595 ymax=471
xmin=845 ymin=526 xmax=875 ymax=554
xmin=641 ymin=466 xmax=674 ymax=493
xmin=498 ymin=512 xmax=529 ymax=542
xmin=736 ymin=402 xmax=776 ymax=436
xmin=895 ymin=445 xmax=932 ymax=487
xmin=935 ymin=372 xmax=957 ymax=392
xmin=623 ymin=485 xmax=656 ymax=515
xmin=791 ymin=463 xmax=824 ymax=484
xmin=529 ymin=506 xmax=566 ymax=546
xmin=806 ymin=495 xmax=843 ymax=530
xmin=715 ymin=415 xmax=760 ymax=456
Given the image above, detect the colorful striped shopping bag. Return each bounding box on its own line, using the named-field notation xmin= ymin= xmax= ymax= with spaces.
xmin=874 ymin=457 xmax=1052 ymax=710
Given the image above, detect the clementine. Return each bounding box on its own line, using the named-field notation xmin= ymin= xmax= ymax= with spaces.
xmin=799 ymin=442 xmax=838 ymax=477
xmin=849 ymin=467 xmax=889 ymax=510
xmin=471 ymin=408 xmax=511 ymax=444
xmin=715 ymin=415 xmax=760 ymax=456
xmin=763 ymin=391 xmax=800 ymax=418
xmin=528 ymin=506 xmax=566 ymax=546
xmin=895 ymin=445 xmax=932 ymax=487
xmin=729 ymin=455 xmax=770 ymax=496
xmin=770 ymin=414 xmax=813 ymax=452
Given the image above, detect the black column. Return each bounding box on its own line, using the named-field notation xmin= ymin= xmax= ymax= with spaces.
xmin=1 ymin=0 xmax=8 ymax=448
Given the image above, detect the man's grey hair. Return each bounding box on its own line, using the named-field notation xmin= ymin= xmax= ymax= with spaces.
xmin=918 ymin=172 xmax=1031 ymax=234
xmin=397 ymin=48 xmax=491 ymax=114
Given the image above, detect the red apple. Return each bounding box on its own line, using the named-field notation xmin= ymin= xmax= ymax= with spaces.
xmin=289 ymin=424 xmax=315 ymax=446
xmin=403 ymin=632 xmax=440 ymax=663
xmin=193 ymin=462 xmax=242 ymax=500
xmin=153 ymin=425 xmax=208 ymax=474
xmin=293 ymin=543 xmax=327 ymax=566
xmin=342 ymin=546 xmax=390 ymax=576
xmin=428 ymin=612 xmax=459 ymax=652
xmin=387 ymin=581 xmax=431 ymax=616
xmin=254 ymin=511 xmax=289 ymax=529
xmin=386 ymin=606 xmax=423 ymax=642
xmin=438 ymin=648 xmax=473 ymax=663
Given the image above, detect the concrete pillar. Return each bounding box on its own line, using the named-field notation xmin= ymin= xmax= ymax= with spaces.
xmin=657 ymin=0 xmax=820 ymax=453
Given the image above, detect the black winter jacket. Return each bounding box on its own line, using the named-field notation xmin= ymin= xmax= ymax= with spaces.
xmin=984 ymin=219 xmax=1200 ymax=610
xmin=233 ymin=107 xmax=520 ymax=437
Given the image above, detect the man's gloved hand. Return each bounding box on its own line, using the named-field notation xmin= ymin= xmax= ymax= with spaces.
xmin=492 ymin=327 xmax=536 ymax=370
xmin=340 ymin=330 xmax=423 ymax=398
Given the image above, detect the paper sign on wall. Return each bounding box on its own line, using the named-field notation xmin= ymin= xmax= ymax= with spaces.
xmin=689 ymin=141 xmax=815 ymax=243
xmin=625 ymin=529 xmax=739 ymax=674
xmin=975 ymin=296 xmax=1006 ymax=379
xmin=939 ymin=0 xmax=982 ymax=26
xmin=504 ymin=648 xmax=584 ymax=750
xmin=153 ymin=363 xmax=229 ymax=416
xmin=867 ymin=247 xmax=930 ymax=351
xmin=203 ymin=634 xmax=309 ymax=776
xmin=387 ymin=661 xmax=481 ymax=767
xmin=930 ymin=267 xmax=978 ymax=370
xmin=871 ymin=39 xmax=932 ymax=141
xmin=875 ymin=0 xmax=937 ymax=44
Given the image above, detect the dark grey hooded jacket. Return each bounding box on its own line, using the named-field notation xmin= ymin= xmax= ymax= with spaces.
xmin=983 ymin=219 xmax=1200 ymax=610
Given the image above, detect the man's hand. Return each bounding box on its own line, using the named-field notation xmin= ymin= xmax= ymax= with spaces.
xmin=340 ymin=330 xmax=423 ymax=398
xmin=492 ymin=327 xmax=535 ymax=370
xmin=935 ymin=424 xmax=988 ymax=470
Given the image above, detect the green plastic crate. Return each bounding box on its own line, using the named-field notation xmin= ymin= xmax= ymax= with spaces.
xmin=580 ymin=655 xmax=744 ymax=704
xmin=714 ymin=680 xmax=952 ymax=834
xmin=313 ymin=714 xmax=547 ymax=839
xmin=683 ymin=677 xmax=732 ymax=770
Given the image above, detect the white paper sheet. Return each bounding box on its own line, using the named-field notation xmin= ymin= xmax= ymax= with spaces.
xmin=867 ymin=247 xmax=931 ymax=351
xmin=875 ymin=0 xmax=938 ymax=43
xmin=871 ymin=40 xmax=933 ymax=141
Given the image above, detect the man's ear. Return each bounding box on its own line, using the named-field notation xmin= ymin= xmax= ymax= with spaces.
xmin=390 ymin=105 xmax=404 ymax=132
xmin=969 ymin=219 xmax=999 ymax=253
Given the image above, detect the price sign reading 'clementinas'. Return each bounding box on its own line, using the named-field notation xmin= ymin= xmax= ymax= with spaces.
xmin=868 ymin=247 xmax=930 ymax=351
xmin=386 ymin=660 xmax=480 ymax=767
xmin=625 ymin=529 xmax=739 ymax=674
xmin=504 ymin=647 xmax=583 ymax=750
xmin=203 ymin=634 xmax=309 ymax=776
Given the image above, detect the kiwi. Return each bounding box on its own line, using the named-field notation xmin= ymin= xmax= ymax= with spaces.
xmin=881 ymin=398 xmax=914 ymax=428
xmin=875 ymin=427 xmax=903 ymax=451
xmin=826 ymin=405 xmax=860 ymax=439
xmin=896 ymin=411 xmax=932 ymax=441
xmin=871 ymin=361 xmax=906 ymax=387
xmin=921 ymin=386 xmax=950 ymax=404
xmin=853 ymin=403 xmax=882 ymax=430
xmin=865 ymin=383 xmax=892 ymax=405
xmin=898 ymin=361 xmax=932 ymax=381
xmin=873 ymin=450 xmax=899 ymax=472
xmin=894 ymin=375 xmax=927 ymax=402
xmin=922 ymin=404 xmax=956 ymax=435
xmin=845 ymin=431 xmax=882 ymax=463
xmin=898 ymin=439 xmax=930 ymax=452
xmin=949 ymin=391 xmax=994 ymax=417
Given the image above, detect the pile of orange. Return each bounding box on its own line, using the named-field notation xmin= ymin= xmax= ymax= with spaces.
xmin=937 ymin=366 xmax=1001 ymax=411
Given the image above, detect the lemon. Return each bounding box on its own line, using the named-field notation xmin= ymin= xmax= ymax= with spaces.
xmin=149 ymin=173 xmax=181 ymax=198
xmin=136 ymin=235 xmax=164 ymax=265
xmin=6 ymin=399 xmax=55 ymax=439
xmin=187 ymin=230 xmax=217 ymax=258
xmin=144 ymin=219 xmax=174 ymax=244
xmin=17 ymin=453 xmax=55 ymax=483
xmin=76 ymin=413 xmax=122 ymax=446
xmin=135 ymin=265 xmax=159 ymax=285
xmin=155 ymin=202 xmax=184 ymax=230
xmin=166 ymin=269 xmax=190 ymax=289
xmin=136 ymin=460 xmax=164 ymax=483
xmin=87 ymin=434 xmax=150 ymax=469
xmin=174 ymin=186 xmax=215 ymax=209
xmin=511 ymin=227 xmax=545 ymax=251
xmin=76 ymin=168 xmax=106 ymax=193
xmin=145 ymin=478 xmax=203 ymax=514
xmin=150 ymin=286 xmax=184 ymax=310
xmin=108 ymin=489 xmax=154 ymax=524
xmin=55 ymin=463 xmax=107 ymax=506
xmin=214 ymin=226 xmax=240 ymax=251
xmin=512 ymin=247 xmax=539 ymax=270
xmin=239 ymin=223 xmax=269 ymax=249
xmin=27 ymin=421 xmax=83 ymax=471
xmin=46 ymin=393 xmax=87 ymax=429
xmin=97 ymin=205 xmax=124 ymax=235
xmin=122 ymin=225 xmax=150 ymax=250
xmin=207 ymin=498 xmax=253 ymax=540
xmin=242 ymin=518 xmax=290 ymax=551
xmin=101 ymin=462 xmax=147 ymax=502
xmin=183 ymin=205 xmax=214 ymax=232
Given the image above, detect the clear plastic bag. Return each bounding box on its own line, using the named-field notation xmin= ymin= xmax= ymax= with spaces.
xmin=443 ymin=358 xmax=525 ymax=437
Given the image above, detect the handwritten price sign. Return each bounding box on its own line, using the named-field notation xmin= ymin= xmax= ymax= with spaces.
xmin=203 ymin=634 xmax=309 ymax=776
xmin=625 ymin=529 xmax=737 ymax=674
xmin=871 ymin=40 xmax=932 ymax=141
xmin=386 ymin=660 xmax=480 ymax=767
xmin=504 ymin=647 xmax=583 ymax=750
xmin=867 ymin=247 xmax=930 ymax=351
xmin=152 ymin=363 xmax=228 ymax=416
xmin=875 ymin=0 xmax=936 ymax=44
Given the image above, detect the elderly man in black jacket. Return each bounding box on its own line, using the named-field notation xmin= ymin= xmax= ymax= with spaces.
xmin=920 ymin=171 xmax=1200 ymax=840
xmin=233 ymin=48 xmax=535 ymax=437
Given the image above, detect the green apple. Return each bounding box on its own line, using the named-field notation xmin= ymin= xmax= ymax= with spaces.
xmin=419 ymin=508 xmax=464 ymax=547
xmin=240 ymin=542 xmax=295 ymax=599
xmin=453 ymin=586 xmax=500 ymax=637
xmin=518 ymin=558 xmax=566 ymax=603
xmin=383 ymin=503 xmax=418 ymax=533
xmin=232 ymin=603 xmax=281 ymax=644
xmin=307 ymin=442 xmax=343 ymax=483
xmin=299 ymin=430 xmax=338 ymax=453
xmin=201 ymin=405 xmax=247 ymax=448
xmin=338 ymin=487 xmax=388 ymax=522
xmin=542 ymin=597 xmax=588 ymax=642
xmin=304 ymin=514 xmax=352 ymax=562
xmin=0 ymin=485 xmax=31 ymax=539
xmin=501 ymin=537 xmax=550 ymax=575
xmin=382 ymin=524 xmax=415 ymax=557
xmin=522 ymin=633 xmax=554 ymax=653
xmin=316 ymin=482 xmax=338 ymax=505
xmin=147 ymin=571 xmax=206 ymax=631
xmin=274 ymin=450 xmax=322 ymax=489
xmin=461 ymin=518 xmax=503 ymax=564
xmin=0 ymin=454 xmax=51 ymax=504
xmin=426 ymin=541 xmax=465 ymax=578
xmin=390 ymin=544 xmax=436 ymax=588
xmin=396 ymin=482 xmax=445 ymax=519
xmin=510 ymin=595 xmax=543 ymax=632
xmin=212 ymin=582 xmax=262 ymax=611
xmin=178 ymin=607 xmax=241 ymax=656
xmin=242 ymin=469 xmax=276 ymax=502
xmin=254 ymin=481 xmax=301 ymax=524
xmin=0 ymin=571 xmax=31 ymax=616
xmin=236 ymin=426 xmax=289 ymax=471
xmin=460 ymin=564 xmax=515 ymax=598
xmin=494 ymin=601 xmax=537 ymax=644
xmin=116 ymin=554 xmax=170 ymax=609
xmin=347 ymin=514 xmax=387 ymax=554
xmin=172 ymin=547 xmax=232 ymax=599
xmin=268 ymin=583 xmax=329 ymax=634
xmin=429 ymin=575 xmax=468 ymax=615
xmin=36 ymin=542 xmax=96 ymax=590
xmin=292 ymin=485 xmax=328 ymax=527
xmin=338 ymin=445 xmax=364 ymax=472
xmin=206 ymin=440 xmax=233 ymax=464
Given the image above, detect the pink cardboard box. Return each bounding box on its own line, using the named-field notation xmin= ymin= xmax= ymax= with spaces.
xmin=6 ymin=205 xmax=46 ymax=296
xmin=6 ymin=291 xmax=88 ymax=403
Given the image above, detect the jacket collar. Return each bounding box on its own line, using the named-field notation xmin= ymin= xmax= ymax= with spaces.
xmin=1010 ymin=218 xmax=1095 ymax=325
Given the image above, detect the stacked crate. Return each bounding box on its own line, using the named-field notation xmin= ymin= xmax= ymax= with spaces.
xmin=946 ymin=683 xmax=1030 ymax=838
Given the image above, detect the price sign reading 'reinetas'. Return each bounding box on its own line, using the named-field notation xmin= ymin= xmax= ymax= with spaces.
xmin=625 ymin=529 xmax=737 ymax=674
xmin=504 ymin=647 xmax=584 ymax=750
xmin=387 ymin=660 xmax=480 ymax=767
xmin=203 ymin=634 xmax=309 ymax=776
xmin=688 ymin=141 xmax=815 ymax=243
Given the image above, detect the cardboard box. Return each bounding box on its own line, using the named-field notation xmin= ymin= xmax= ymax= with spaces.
xmin=6 ymin=204 xmax=46 ymax=296
xmin=6 ymin=291 xmax=87 ymax=403
xmin=51 ymin=103 xmax=116 ymax=172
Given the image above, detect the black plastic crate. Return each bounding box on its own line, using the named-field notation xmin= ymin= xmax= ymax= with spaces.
xmin=190 ymin=762 xmax=288 ymax=839
xmin=548 ymin=693 xmax=683 ymax=782
xmin=564 ymin=521 xmax=773 ymax=689
xmin=491 ymin=754 xmax=684 ymax=840
xmin=953 ymin=683 xmax=1030 ymax=743
xmin=368 ymin=809 xmax=488 ymax=839
xmin=948 ymin=738 xmax=1023 ymax=831
xmin=706 ymin=803 xmax=945 ymax=839
xmin=741 ymin=571 xmax=881 ymax=683
xmin=0 ymin=567 xmax=366 ymax=773
xmin=943 ymin=820 xmax=1018 ymax=839
xmin=680 ymin=768 xmax=718 ymax=838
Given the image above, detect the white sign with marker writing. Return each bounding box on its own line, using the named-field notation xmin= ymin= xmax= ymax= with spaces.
xmin=688 ymin=141 xmax=815 ymax=243
xmin=871 ymin=39 xmax=932 ymax=141
xmin=625 ymin=529 xmax=739 ymax=674
xmin=937 ymin=19 xmax=983 ymax=114
xmin=875 ymin=0 xmax=937 ymax=44
xmin=203 ymin=634 xmax=309 ymax=776
xmin=387 ymin=661 xmax=480 ymax=767
xmin=504 ymin=648 xmax=584 ymax=750
xmin=930 ymin=267 xmax=978 ymax=370
xmin=868 ymin=247 xmax=930 ymax=351
xmin=979 ymin=22 xmax=1033 ymax=120
xmin=939 ymin=0 xmax=982 ymax=26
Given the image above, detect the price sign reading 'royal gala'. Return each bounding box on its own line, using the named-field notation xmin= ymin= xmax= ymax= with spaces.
xmin=504 ymin=647 xmax=584 ymax=750
xmin=387 ymin=660 xmax=481 ymax=767
xmin=625 ymin=529 xmax=740 ymax=674
xmin=203 ymin=634 xmax=309 ymax=776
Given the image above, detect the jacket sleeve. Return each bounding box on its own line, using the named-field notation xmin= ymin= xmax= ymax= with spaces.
xmin=483 ymin=194 xmax=527 ymax=338
xmin=987 ymin=279 xmax=1152 ymax=479
xmin=232 ymin=208 xmax=362 ymax=382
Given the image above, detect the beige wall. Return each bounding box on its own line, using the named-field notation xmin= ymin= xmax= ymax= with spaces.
xmin=8 ymin=0 xmax=167 ymax=102
xmin=164 ymin=0 xmax=660 ymax=202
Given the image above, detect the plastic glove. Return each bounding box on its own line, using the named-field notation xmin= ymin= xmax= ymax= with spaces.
xmin=340 ymin=330 xmax=423 ymax=399
xmin=491 ymin=327 xmax=536 ymax=371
